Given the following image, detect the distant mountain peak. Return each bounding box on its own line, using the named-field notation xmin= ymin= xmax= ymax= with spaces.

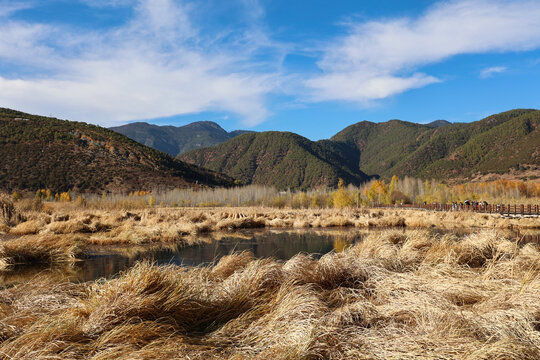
xmin=110 ymin=121 xmax=253 ymax=156
xmin=426 ymin=120 xmax=451 ymax=128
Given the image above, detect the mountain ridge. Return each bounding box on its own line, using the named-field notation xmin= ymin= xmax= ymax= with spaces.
xmin=110 ymin=121 xmax=254 ymax=156
xmin=179 ymin=109 xmax=540 ymax=186
xmin=179 ymin=131 xmax=370 ymax=190
xmin=0 ymin=108 xmax=233 ymax=193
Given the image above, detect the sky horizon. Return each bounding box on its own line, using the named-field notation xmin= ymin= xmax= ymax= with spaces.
xmin=1 ymin=0 xmax=540 ymax=140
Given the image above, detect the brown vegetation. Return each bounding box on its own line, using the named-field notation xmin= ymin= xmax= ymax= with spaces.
xmin=0 ymin=230 xmax=539 ymax=359
xmin=0 ymin=235 xmax=83 ymax=271
xmin=0 ymin=201 xmax=536 ymax=270
xmin=0 ymin=194 xmax=24 ymax=229
xmin=1 ymin=205 xmax=538 ymax=248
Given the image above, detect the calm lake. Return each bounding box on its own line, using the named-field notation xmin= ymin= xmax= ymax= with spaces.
xmin=2 ymin=228 xmax=538 ymax=285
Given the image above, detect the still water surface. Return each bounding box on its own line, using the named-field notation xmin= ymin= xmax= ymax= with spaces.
xmin=78 ymin=229 xmax=357 ymax=282
xmin=2 ymin=228 xmax=538 ymax=285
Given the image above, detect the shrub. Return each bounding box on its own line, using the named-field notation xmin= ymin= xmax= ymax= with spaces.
xmin=11 ymin=191 xmax=22 ymax=202
xmin=59 ymin=192 xmax=72 ymax=202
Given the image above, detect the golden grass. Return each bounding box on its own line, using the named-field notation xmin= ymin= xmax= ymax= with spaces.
xmin=0 ymin=194 xmax=24 ymax=228
xmin=0 ymin=230 xmax=539 ymax=359
xmin=0 ymin=235 xmax=84 ymax=271
xmin=4 ymin=205 xmax=538 ymax=246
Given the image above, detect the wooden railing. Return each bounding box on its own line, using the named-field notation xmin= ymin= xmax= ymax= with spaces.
xmin=373 ymin=203 xmax=540 ymax=215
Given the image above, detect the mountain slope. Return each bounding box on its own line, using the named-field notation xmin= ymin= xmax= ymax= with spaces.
xmin=331 ymin=120 xmax=434 ymax=176
xmin=390 ymin=109 xmax=538 ymax=178
xmin=420 ymin=110 xmax=540 ymax=179
xmin=110 ymin=121 xmax=253 ymax=156
xmin=179 ymin=132 xmax=369 ymax=190
xmin=332 ymin=109 xmax=540 ymax=180
xmin=0 ymin=109 xmax=233 ymax=193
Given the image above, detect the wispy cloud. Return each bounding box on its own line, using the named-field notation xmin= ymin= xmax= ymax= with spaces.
xmin=307 ymin=0 xmax=540 ymax=104
xmin=0 ymin=0 xmax=280 ymax=126
xmin=480 ymin=66 xmax=507 ymax=78
xmin=0 ymin=0 xmax=33 ymax=17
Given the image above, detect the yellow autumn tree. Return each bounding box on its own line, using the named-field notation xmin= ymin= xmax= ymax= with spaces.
xmin=333 ymin=179 xmax=354 ymax=208
xmin=366 ymin=180 xmax=389 ymax=204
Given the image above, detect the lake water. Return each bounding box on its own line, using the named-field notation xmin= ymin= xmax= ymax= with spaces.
xmin=1 ymin=228 xmax=538 ymax=285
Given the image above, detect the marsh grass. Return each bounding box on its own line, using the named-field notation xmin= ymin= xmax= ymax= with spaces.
xmin=0 ymin=235 xmax=84 ymax=270
xmin=0 ymin=231 xmax=540 ymax=359
xmin=0 ymin=194 xmax=24 ymax=228
xmin=2 ymin=205 xmax=538 ymax=249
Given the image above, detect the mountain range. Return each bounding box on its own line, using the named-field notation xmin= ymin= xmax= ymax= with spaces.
xmin=178 ymin=109 xmax=540 ymax=188
xmin=0 ymin=108 xmax=233 ymax=193
xmin=0 ymin=108 xmax=538 ymax=193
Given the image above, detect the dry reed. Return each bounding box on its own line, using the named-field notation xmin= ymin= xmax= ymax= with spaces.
xmin=0 ymin=230 xmax=539 ymax=359
xmin=0 ymin=235 xmax=84 ymax=271
xmin=3 ymin=206 xmax=538 ymax=247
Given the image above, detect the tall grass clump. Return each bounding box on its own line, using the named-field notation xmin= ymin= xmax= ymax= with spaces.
xmin=0 ymin=193 xmax=24 ymax=227
xmin=1 ymin=230 xmax=540 ymax=359
xmin=0 ymin=235 xmax=84 ymax=270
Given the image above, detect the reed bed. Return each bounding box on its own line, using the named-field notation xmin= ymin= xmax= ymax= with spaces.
xmin=0 ymin=235 xmax=84 ymax=270
xmin=3 ymin=206 xmax=538 ymax=246
xmin=0 ymin=230 xmax=539 ymax=359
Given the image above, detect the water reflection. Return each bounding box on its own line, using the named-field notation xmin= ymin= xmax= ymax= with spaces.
xmin=78 ymin=230 xmax=342 ymax=282
xmin=2 ymin=228 xmax=539 ymax=285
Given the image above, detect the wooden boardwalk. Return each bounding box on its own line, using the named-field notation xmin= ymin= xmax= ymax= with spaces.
xmin=374 ymin=203 xmax=540 ymax=216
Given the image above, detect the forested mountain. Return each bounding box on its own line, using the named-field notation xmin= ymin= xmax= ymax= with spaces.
xmin=331 ymin=120 xmax=435 ymax=176
xmin=179 ymin=109 xmax=540 ymax=187
xmin=331 ymin=109 xmax=540 ymax=180
xmin=2 ymin=107 xmax=537 ymax=193
xmin=178 ymin=132 xmax=370 ymax=190
xmin=110 ymin=121 xmax=253 ymax=156
xmin=0 ymin=108 xmax=233 ymax=193
xmin=414 ymin=110 xmax=540 ymax=179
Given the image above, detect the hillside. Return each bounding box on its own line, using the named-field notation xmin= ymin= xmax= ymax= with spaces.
xmin=331 ymin=120 xmax=435 ymax=176
xmin=110 ymin=121 xmax=253 ymax=156
xmin=179 ymin=132 xmax=369 ymax=190
xmin=332 ymin=109 xmax=540 ymax=181
xmin=0 ymin=109 xmax=233 ymax=193
xmin=419 ymin=110 xmax=540 ymax=179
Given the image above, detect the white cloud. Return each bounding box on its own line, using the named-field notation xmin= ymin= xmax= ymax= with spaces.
xmin=479 ymin=66 xmax=507 ymax=78
xmin=0 ymin=0 xmax=279 ymax=126
xmin=307 ymin=0 xmax=540 ymax=104
xmin=0 ymin=1 xmax=33 ymax=17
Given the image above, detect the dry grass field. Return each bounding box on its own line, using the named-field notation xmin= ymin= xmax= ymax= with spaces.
xmin=7 ymin=204 xmax=540 ymax=241
xmin=1 ymin=202 xmax=538 ymax=268
xmin=1 ymin=194 xmax=540 ymax=358
xmin=0 ymin=230 xmax=539 ymax=359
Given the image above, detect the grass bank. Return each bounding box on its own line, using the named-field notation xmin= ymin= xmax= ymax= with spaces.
xmin=4 ymin=206 xmax=539 ymax=245
xmin=0 ymin=204 xmax=537 ymax=269
xmin=0 ymin=230 xmax=539 ymax=359
xmin=0 ymin=235 xmax=84 ymax=271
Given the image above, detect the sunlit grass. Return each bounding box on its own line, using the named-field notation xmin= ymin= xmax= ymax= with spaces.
xmin=1 ymin=230 xmax=539 ymax=359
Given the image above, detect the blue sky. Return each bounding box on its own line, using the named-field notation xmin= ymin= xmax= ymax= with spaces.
xmin=1 ymin=0 xmax=540 ymax=140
